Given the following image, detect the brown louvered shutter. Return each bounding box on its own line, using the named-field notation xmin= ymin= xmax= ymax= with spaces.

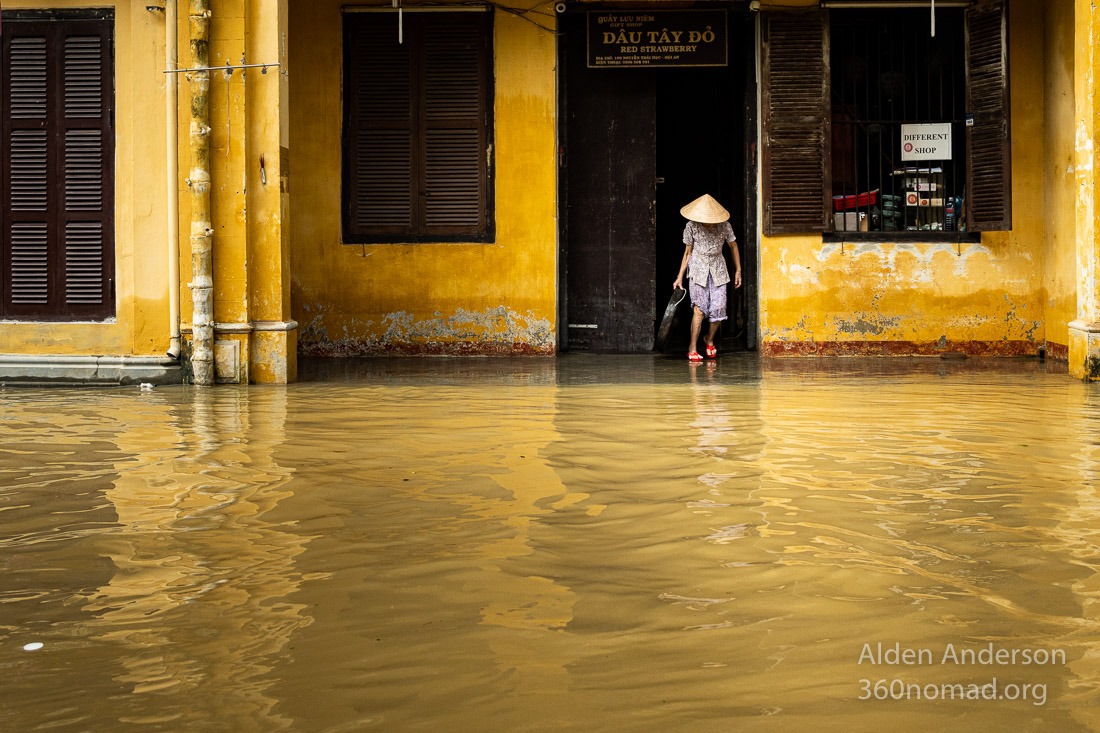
xmin=421 ymin=19 xmax=488 ymax=237
xmin=1 ymin=15 xmax=114 ymax=320
xmin=966 ymin=0 xmax=1011 ymax=231
xmin=761 ymin=10 xmax=830 ymax=235
xmin=344 ymin=16 xmax=414 ymax=237
xmin=343 ymin=12 xmax=492 ymax=243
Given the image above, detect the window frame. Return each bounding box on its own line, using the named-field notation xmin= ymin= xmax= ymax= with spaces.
xmin=761 ymin=0 xmax=1010 ymax=237
xmin=341 ymin=9 xmax=495 ymax=244
xmin=0 ymin=9 xmax=116 ymax=321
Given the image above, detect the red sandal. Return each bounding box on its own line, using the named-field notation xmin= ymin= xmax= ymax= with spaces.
xmin=705 ymin=344 xmax=717 ymax=359
xmin=687 ymin=351 xmax=703 ymax=362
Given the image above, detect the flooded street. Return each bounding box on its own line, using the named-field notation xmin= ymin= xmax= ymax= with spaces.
xmin=3 ymin=354 xmax=1100 ymax=732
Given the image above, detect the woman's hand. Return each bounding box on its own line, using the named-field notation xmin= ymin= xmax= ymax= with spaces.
xmin=734 ymin=270 xmax=742 ymax=289
xmin=672 ymin=277 xmax=684 ymax=291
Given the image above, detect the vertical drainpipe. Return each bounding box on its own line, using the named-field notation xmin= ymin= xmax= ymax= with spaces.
xmin=188 ymin=0 xmax=214 ymax=385
xmin=166 ymin=0 xmax=182 ymax=360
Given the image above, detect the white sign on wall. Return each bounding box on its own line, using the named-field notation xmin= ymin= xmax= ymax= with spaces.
xmin=901 ymin=123 xmax=952 ymax=161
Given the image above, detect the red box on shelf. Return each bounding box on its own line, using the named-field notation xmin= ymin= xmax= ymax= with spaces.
xmin=832 ymin=189 xmax=879 ymax=211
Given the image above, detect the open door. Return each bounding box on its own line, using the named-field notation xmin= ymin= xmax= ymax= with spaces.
xmin=559 ymin=9 xmax=754 ymax=354
xmin=655 ymin=66 xmax=745 ymax=354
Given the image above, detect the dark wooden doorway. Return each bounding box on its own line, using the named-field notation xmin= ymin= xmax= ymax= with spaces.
xmin=559 ymin=10 xmax=752 ymax=354
xmin=560 ymin=13 xmax=657 ymax=353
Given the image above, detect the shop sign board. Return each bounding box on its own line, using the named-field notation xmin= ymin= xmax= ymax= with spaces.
xmin=901 ymin=123 xmax=952 ymax=161
xmin=587 ymin=10 xmax=727 ymax=68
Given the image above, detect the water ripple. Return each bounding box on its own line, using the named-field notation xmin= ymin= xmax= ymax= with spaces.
xmin=0 ymin=359 xmax=1097 ymax=731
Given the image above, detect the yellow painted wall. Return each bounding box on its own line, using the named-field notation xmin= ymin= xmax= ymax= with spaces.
xmin=759 ymin=0 xmax=1055 ymax=356
xmin=1043 ymin=0 xmax=1077 ymax=356
xmin=1068 ymin=0 xmax=1100 ymax=379
xmin=244 ymin=0 xmax=296 ymax=384
xmin=0 ymin=2 xmax=172 ymax=358
xmin=208 ymin=3 xmax=250 ymax=336
xmin=287 ymin=3 xmax=558 ymax=355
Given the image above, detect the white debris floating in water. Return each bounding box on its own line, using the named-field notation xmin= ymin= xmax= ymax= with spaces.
xmin=23 ymin=642 xmax=44 ymax=652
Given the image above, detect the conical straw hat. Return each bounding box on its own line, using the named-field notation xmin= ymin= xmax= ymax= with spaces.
xmin=680 ymin=193 xmax=729 ymax=224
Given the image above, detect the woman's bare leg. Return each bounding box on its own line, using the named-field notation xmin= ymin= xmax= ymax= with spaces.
xmin=705 ymin=320 xmax=720 ymax=348
xmin=690 ymin=307 xmax=705 ymax=354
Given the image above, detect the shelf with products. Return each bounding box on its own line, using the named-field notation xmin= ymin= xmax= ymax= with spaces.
xmin=832 ymin=189 xmax=878 ymax=232
xmin=831 ymin=168 xmax=965 ymax=234
xmin=892 ymin=166 xmax=958 ymax=232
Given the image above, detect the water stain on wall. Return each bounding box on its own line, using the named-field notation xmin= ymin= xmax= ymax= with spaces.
xmin=299 ymin=305 xmax=555 ymax=356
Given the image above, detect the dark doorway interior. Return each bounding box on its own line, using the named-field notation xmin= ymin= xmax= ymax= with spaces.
xmin=561 ymin=11 xmax=750 ymax=354
xmin=655 ymin=67 xmax=745 ymax=354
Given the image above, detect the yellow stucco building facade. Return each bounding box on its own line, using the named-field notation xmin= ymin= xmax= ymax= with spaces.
xmin=3 ymin=0 xmax=1100 ymax=382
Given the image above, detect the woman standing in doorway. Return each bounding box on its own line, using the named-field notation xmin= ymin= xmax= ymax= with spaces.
xmin=671 ymin=194 xmax=741 ymax=362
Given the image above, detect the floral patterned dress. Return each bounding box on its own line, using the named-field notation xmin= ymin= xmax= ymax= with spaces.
xmin=684 ymin=220 xmax=735 ymax=287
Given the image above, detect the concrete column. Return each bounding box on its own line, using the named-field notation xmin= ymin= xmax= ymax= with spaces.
xmin=188 ymin=0 xmax=215 ymax=385
xmin=1070 ymin=0 xmax=1100 ymax=379
xmin=244 ymin=0 xmax=296 ymax=383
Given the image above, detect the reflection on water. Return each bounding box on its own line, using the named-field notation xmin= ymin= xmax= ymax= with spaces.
xmin=2 ymin=355 xmax=1100 ymax=731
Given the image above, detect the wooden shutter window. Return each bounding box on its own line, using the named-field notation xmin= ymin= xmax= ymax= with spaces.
xmin=1 ymin=15 xmax=114 ymax=320
xmin=966 ymin=0 xmax=1011 ymax=231
xmin=64 ymin=36 xmax=104 ymax=117
xmin=345 ymin=18 xmax=413 ymax=235
xmin=59 ymin=28 xmax=113 ymax=318
xmin=422 ymin=23 xmax=486 ymax=233
xmin=10 ymin=222 xmax=48 ymax=305
xmin=10 ymin=131 xmax=48 ymax=212
xmin=9 ymin=37 xmax=48 ymax=119
xmin=6 ymin=37 xmax=50 ymax=308
xmin=65 ymin=221 xmax=105 ymax=304
xmin=762 ymin=10 xmax=831 ymax=235
xmin=342 ymin=12 xmax=492 ymax=243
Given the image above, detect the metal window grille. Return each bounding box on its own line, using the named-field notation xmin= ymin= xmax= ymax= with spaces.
xmin=830 ymin=8 xmax=967 ymax=233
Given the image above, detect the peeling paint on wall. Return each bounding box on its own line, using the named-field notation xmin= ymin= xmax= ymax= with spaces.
xmin=831 ymin=313 xmax=902 ymax=337
xmin=760 ymin=339 xmax=1039 ymax=357
xmin=299 ymin=305 xmax=554 ymax=356
xmin=760 ymin=210 xmax=1048 ymax=356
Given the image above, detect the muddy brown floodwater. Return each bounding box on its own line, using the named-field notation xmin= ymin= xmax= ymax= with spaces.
xmin=2 ymin=354 xmax=1100 ymax=732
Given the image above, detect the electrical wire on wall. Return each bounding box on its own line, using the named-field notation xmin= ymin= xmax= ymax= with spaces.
xmin=487 ymin=0 xmax=559 ymax=34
